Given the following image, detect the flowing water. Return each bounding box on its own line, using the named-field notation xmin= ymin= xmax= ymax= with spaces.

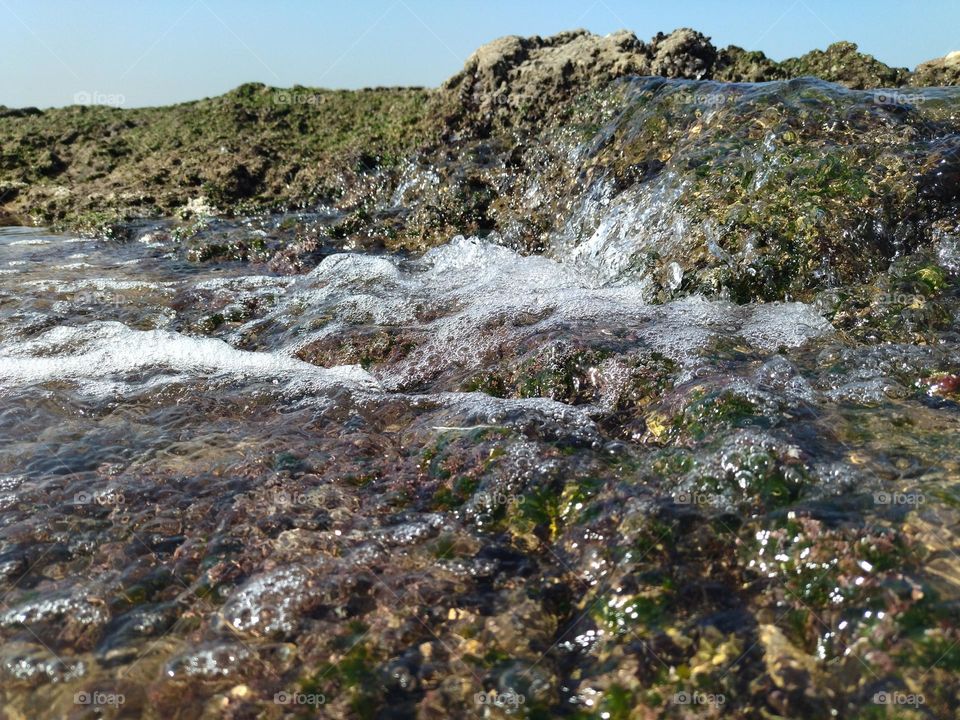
xmin=3 ymin=85 xmax=960 ymax=718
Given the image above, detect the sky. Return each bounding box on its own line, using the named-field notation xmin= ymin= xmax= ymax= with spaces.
xmin=1 ymin=0 xmax=957 ymax=109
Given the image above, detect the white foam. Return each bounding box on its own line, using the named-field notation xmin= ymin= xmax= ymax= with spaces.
xmin=193 ymin=275 xmax=296 ymax=292
xmin=5 ymin=236 xmax=87 ymax=246
xmin=0 ymin=228 xmax=834 ymax=406
xmin=0 ymin=475 xmax=24 ymax=512
xmin=56 ymin=278 xmax=173 ymax=292
xmin=7 ymin=238 xmax=51 ymax=246
xmin=551 ymin=172 xmax=694 ymax=286
xmin=0 ymin=321 xmax=380 ymax=398
xmin=264 ymin=237 xmax=833 ymax=392
xmin=741 ymin=302 xmax=833 ymax=351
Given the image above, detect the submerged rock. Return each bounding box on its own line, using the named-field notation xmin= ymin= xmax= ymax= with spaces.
xmin=214 ymin=564 xmax=318 ymax=638
xmin=0 ymin=642 xmax=86 ymax=686
xmin=1 ymin=220 xmax=960 ymax=717
xmin=0 ymin=587 xmax=109 ymax=650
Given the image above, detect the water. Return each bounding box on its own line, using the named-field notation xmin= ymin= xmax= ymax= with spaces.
xmin=2 ymin=222 xmax=959 ymax=718
xmin=3 ymin=85 xmax=960 ymax=717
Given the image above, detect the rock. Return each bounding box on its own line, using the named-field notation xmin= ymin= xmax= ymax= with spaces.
xmin=95 ymin=602 xmax=180 ymax=666
xmin=0 ymin=588 xmax=110 ymax=650
xmin=164 ymin=642 xmax=257 ymax=679
xmin=760 ymin=623 xmax=818 ymax=687
xmin=36 ymin=150 xmax=66 ymax=178
xmin=441 ymin=27 xmax=725 ymax=129
xmin=214 ymin=564 xmax=324 ymax=639
xmin=0 ymin=182 xmax=23 ymax=205
xmin=441 ymin=29 xmax=651 ymax=127
xmin=649 ymin=28 xmax=718 ymax=79
xmin=714 ymin=46 xmax=785 ymax=82
xmin=917 ymin=138 xmax=960 ymax=203
xmin=0 ymin=642 xmax=86 ymax=686
xmin=181 ymin=196 xmax=219 ymax=219
xmin=779 ymin=41 xmax=910 ymax=88
xmin=2 ymin=27 xmax=960 ymax=243
xmin=912 ymin=50 xmax=960 ymax=86
xmin=0 ymin=106 xmax=42 ymax=119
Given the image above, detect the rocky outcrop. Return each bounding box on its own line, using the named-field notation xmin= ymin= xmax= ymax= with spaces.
xmin=648 ymin=28 xmax=717 ymax=79
xmin=438 ymin=29 xmax=925 ymax=131
xmin=912 ymin=50 xmax=960 ymax=86
xmin=441 ymin=27 xmax=723 ymax=128
xmin=1 ymin=27 xmax=958 ymax=241
xmin=779 ymin=41 xmax=910 ymax=88
xmin=714 ymin=46 xmax=785 ymax=82
xmin=439 ymin=28 xmax=650 ymax=127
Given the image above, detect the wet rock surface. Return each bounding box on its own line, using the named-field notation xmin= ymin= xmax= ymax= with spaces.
xmin=2 ymin=205 xmax=960 ymax=717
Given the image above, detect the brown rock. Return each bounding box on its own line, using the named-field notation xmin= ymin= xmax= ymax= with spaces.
xmin=912 ymin=50 xmax=960 ymax=86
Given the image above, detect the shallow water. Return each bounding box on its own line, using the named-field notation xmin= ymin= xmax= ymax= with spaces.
xmin=2 ymin=218 xmax=960 ymax=719
xmin=6 ymin=70 xmax=960 ymax=716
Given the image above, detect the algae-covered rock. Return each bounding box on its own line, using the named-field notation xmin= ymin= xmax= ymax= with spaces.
xmin=0 ymin=84 xmax=434 ymax=232
xmin=548 ymin=76 xmax=960 ymax=301
xmin=1 ymin=27 xmax=959 ymax=266
xmin=780 ymin=40 xmax=911 ymax=88
xmin=714 ymin=46 xmax=785 ymax=82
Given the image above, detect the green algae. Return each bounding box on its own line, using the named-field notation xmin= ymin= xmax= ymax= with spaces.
xmin=0 ymin=85 xmax=434 ymax=230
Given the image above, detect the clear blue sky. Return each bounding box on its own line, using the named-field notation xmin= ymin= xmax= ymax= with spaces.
xmin=2 ymin=0 xmax=957 ymax=108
